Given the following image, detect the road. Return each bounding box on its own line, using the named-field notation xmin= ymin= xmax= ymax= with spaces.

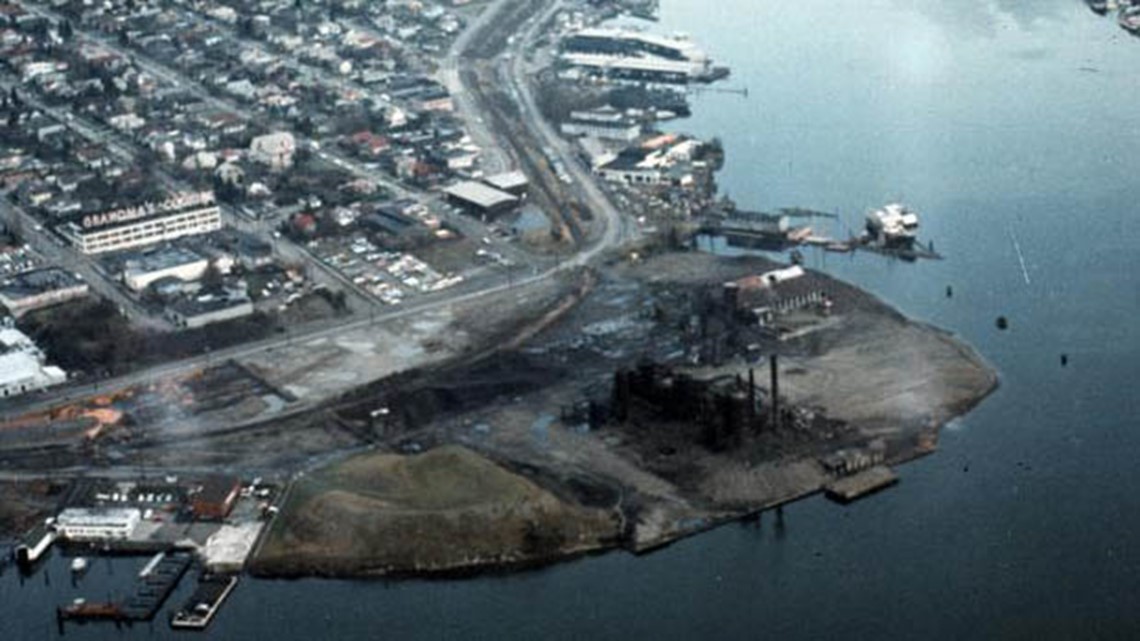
xmin=0 ymin=0 xmax=633 ymax=422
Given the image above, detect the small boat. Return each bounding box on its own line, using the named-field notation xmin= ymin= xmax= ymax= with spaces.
xmin=70 ymin=557 xmax=88 ymax=574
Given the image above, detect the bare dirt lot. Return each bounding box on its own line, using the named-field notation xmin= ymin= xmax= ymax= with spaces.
xmin=251 ymin=445 xmax=619 ymax=576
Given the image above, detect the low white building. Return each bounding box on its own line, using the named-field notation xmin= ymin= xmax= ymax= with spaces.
xmin=250 ymin=131 xmax=296 ymax=171
xmin=0 ymin=328 xmax=66 ymax=398
xmin=122 ymin=246 xmax=209 ymax=292
xmin=55 ymin=508 xmax=141 ymax=541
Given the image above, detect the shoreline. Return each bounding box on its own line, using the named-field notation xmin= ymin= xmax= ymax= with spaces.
xmin=247 ymin=251 xmax=1000 ymax=580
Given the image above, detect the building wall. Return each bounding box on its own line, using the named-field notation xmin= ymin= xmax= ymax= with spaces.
xmin=0 ymin=283 xmax=89 ymax=317
xmin=124 ymin=258 xmax=209 ymax=292
xmin=59 ymin=205 xmax=223 ymax=255
xmin=167 ymin=300 xmax=254 ymax=329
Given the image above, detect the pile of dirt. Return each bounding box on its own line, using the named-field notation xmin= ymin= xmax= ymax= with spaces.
xmin=251 ymin=445 xmax=619 ymax=576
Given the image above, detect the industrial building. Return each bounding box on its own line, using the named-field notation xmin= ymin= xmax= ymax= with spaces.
xmin=0 ymin=267 xmax=89 ymax=317
xmin=443 ymin=180 xmax=519 ymax=217
xmin=54 ymin=507 xmax=142 ymax=541
xmin=56 ymin=191 xmax=222 ymax=254
xmin=165 ymin=291 xmax=254 ymax=329
xmin=121 ymin=246 xmax=210 ymax=292
xmin=0 ymin=327 xmax=66 ymax=398
xmin=189 ymin=476 xmax=242 ymax=521
xmin=560 ymin=106 xmax=642 ymax=142
xmin=560 ymin=27 xmax=726 ymax=83
xmin=482 ymin=170 xmax=531 ymax=197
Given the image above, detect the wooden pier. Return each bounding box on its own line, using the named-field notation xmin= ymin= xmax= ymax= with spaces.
xmin=825 ymin=466 xmax=898 ymax=503
xmin=170 ymin=575 xmax=239 ymax=630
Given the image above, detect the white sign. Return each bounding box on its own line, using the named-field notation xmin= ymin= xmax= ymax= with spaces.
xmin=82 ymin=191 xmax=215 ymax=230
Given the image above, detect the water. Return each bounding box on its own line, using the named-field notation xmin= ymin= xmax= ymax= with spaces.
xmin=6 ymin=1 xmax=1140 ymax=638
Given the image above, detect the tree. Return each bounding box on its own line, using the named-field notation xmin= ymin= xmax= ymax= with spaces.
xmin=58 ymin=20 xmax=73 ymax=41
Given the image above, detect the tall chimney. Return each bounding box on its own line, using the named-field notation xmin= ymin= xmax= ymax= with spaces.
xmin=748 ymin=368 xmax=757 ymax=425
xmin=769 ymin=354 xmax=780 ymax=431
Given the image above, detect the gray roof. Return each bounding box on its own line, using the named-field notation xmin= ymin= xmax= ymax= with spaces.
xmin=444 ymin=181 xmax=519 ymax=210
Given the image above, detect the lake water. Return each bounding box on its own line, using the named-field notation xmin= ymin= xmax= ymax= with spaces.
xmin=6 ymin=0 xmax=1140 ymax=638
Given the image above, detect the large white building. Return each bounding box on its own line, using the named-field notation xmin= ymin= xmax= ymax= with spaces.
xmin=560 ymin=28 xmax=724 ymax=83
xmin=54 ymin=508 xmax=141 ymax=541
xmin=0 ymin=327 xmax=66 ymax=398
xmin=56 ymin=191 xmax=222 ymax=255
xmin=122 ymin=246 xmax=210 ymax=292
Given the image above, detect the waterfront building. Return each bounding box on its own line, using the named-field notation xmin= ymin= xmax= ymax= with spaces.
xmin=54 ymin=507 xmax=142 ymax=541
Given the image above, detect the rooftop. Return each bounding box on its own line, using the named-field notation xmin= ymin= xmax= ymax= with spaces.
xmin=443 ymin=181 xmax=519 ymax=210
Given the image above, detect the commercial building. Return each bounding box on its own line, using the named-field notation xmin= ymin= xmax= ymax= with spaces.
xmin=560 ymin=106 xmax=642 ymax=142
xmin=165 ymin=292 xmax=254 ymax=329
xmin=0 ymin=327 xmax=66 ymax=398
xmin=0 ymin=267 xmax=89 ymax=317
xmin=121 ymin=246 xmax=209 ymax=292
xmin=56 ymin=191 xmax=222 ymax=255
xmin=443 ymin=181 xmax=519 ymax=217
xmin=54 ymin=507 xmax=141 ymax=541
xmin=189 ymin=476 xmax=242 ymax=521
xmin=483 ymin=170 xmax=530 ymax=197
xmin=560 ymin=28 xmax=726 ymax=83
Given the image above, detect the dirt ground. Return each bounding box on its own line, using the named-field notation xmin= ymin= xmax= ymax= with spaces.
xmin=0 ymin=480 xmax=66 ymax=540
xmin=251 ymin=445 xmax=619 ymax=576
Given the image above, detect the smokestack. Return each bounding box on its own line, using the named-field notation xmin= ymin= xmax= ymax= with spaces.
xmin=769 ymin=354 xmax=780 ymax=431
xmin=748 ymin=368 xmax=756 ymax=425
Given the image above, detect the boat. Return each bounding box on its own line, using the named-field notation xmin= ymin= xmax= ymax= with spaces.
xmin=70 ymin=557 xmax=88 ymax=574
xmin=1086 ymin=0 xmax=1108 ymax=16
xmin=864 ymin=203 xmax=919 ymax=249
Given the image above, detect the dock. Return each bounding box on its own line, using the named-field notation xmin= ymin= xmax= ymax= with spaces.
xmin=170 ymin=574 xmax=239 ymax=630
xmin=825 ymin=466 xmax=898 ymax=503
xmin=15 ymin=524 xmax=56 ymax=568
xmin=57 ymin=551 xmax=192 ymax=624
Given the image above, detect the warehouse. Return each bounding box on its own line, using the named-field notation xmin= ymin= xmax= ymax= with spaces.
xmin=443 ymin=181 xmax=519 ymax=218
xmin=0 ymin=267 xmax=89 ymax=317
xmin=0 ymin=327 xmax=66 ymax=398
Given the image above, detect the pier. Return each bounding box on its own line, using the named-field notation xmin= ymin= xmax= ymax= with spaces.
xmin=170 ymin=574 xmax=239 ymax=630
xmin=825 ymin=466 xmax=898 ymax=503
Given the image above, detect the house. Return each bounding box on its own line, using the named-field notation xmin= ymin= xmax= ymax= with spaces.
xmin=250 ymin=131 xmax=296 ymax=170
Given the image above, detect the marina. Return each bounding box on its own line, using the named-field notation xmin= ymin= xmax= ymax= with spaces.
xmin=56 ymin=551 xmax=192 ymax=624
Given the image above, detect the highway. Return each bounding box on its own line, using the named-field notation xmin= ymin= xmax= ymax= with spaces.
xmin=0 ymin=0 xmax=633 ymax=423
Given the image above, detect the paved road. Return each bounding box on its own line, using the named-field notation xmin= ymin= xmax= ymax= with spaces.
xmin=0 ymin=0 xmax=633 ymax=423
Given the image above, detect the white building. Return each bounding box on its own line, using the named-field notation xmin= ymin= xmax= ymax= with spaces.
xmin=122 ymin=246 xmax=210 ymax=292
xmin=0 ymin=328 xmax=66 ymax=398
xmin=54 ymin=508 xmax=141 ymax=541
xmin=56 ymin=191 xmax=222 ymax=255
xmin=250 ymin=131 xmax=296 ymax=170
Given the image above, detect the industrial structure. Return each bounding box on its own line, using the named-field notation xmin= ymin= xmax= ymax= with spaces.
xmin=560 ymin=27 xmax=728 ymax=83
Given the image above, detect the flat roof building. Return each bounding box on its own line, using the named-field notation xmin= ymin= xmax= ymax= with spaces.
xmin=0 ymin=267 xmax=89 ymax=317
xmin=165 ymin=292 xmax=254 ymax=329
xmin=56 ymin=191 xmax=222 ymax=255
xmin=121 ymin=246 xmax=209 ymax=292
xmin=55 ymin=507 xmax=141 ymax=541
xmin=0 ymin=327 xmax=66 ymax=398
xmin=443 ymin=181 xmax=519 ymax=217
xmin=483 ymin=170 xmax=530 ymax=196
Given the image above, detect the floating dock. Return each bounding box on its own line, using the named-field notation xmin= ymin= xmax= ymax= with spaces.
xmin=825 ymin=466 xmax=898 ymax=503
xmin=57 ymin=551 xmax=192 ymax=624
xmin=170 ymin=575 xmax=239 ymax=630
